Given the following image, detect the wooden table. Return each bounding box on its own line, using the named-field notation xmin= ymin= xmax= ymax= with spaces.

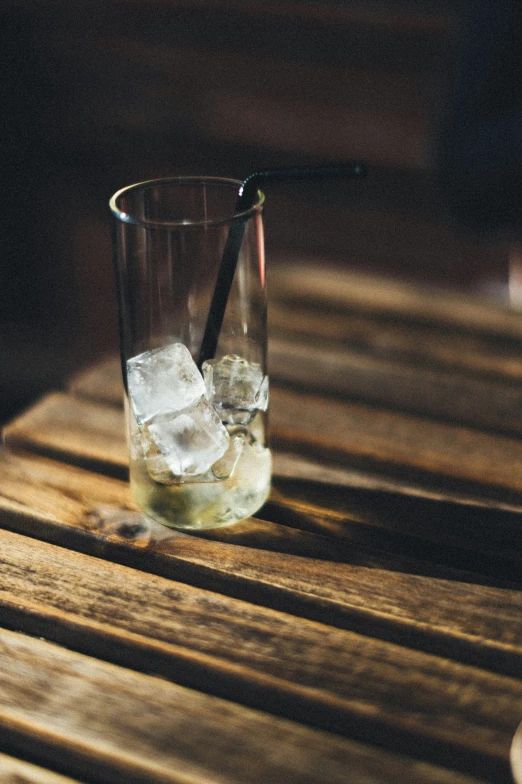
xmin=1 ymin=262 xmax=522 ymax=784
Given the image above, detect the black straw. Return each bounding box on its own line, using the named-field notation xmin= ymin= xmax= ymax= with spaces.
xmin=197 ymin=162 xmax=367 ymax=368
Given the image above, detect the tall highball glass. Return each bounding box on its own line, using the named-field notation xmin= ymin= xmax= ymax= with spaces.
xmin=110 ymin=177 xmax=270 ymax=529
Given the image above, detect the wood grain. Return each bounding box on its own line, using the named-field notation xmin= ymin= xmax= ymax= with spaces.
xmin=67 ymin=334 xmax=522 ymax=440
xmin=65 ymin=259 xmax=522 ymax=439
xmin=268 ymin=265 xmax=522 ymax=341
xmin=0 ymin=627 xmax=487 ymax=784
xmin=0 ymin=529 xmax=519 ymax=782
xmin=0 ymin=450 xmax=521 ymax=677
xmin=268 ymin=337 xmax=522 ymax=437
xmin=268 ymin=301 xmax=522 ymax=383
xmin=263 ymin=485 xmax=522 ymax=588
xmin=60 ymin=353 xmax=522 ymax=506
xmin=5 ymin=387 xmax=522 ymax=578
xmin=68 ymin=313 xmax=522 ymax=432
xmin=12 ymin=387 xmax=522 ymax=507
xmin=3 ymin=393 xmax=128 ymax=479
xmin=0 ymin=446 xmax=403 ymax=568
xmin=269 ymin=386 xmax=522 ymax=502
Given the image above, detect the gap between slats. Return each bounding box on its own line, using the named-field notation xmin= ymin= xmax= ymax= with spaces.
xmin=0 ymin=752 xmax=82 ymax=783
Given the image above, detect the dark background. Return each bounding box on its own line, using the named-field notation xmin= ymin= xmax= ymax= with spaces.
xmin=1 ymin=0 xmax=515 ymax=424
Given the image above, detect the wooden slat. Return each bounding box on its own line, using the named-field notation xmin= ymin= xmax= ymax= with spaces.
xmin=68 ymin=333 xmax=522 ymax=440
xmin=0 ymin=627 xmax=486 ymax=784
xmin=66 ymin=355 xmax=522 ymax=508
xmin=268 ymin=300 xmax=522 ymax=383
xmin=66 ymin=260 xmax=522 ymax=436
xmin=268 ymin=265 xmax=522 ymax=341
xmin=5 ymin=391 xmax=522 ymax=582
xmin=7 ymin=380 xmax=522 ymax=581
xmin=68 ymin=355 xmax=123 ymax=407
xmin=3 ymin=393 xmax=127 ymax=478
xmin=69 ymin=280 xmax=522 ymax=392
xmin=0 ymin=753 xmax=80 ymax=783
xmin=0 ymin=529 xmax=518 ymax=782
xmin=11 ymin=388 xmax=522 ymax=508
xmin=270 ymin=386 xmax=522 ymax=502
xmin=0 ymin=445 xmax=401 ymax=567
xmin=69 ymin=280 xmax=522 ymax=387
xmin=0 ymin=449 xmax=521 ymax=677
xmin=265 ymin=481 xmax=522 ymax=579
xmin=269 ymin=337 xmax=522 ymax=437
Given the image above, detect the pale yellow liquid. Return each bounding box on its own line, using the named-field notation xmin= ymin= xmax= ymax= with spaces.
xmin=130 ymin=445 xmax=271 ymax=530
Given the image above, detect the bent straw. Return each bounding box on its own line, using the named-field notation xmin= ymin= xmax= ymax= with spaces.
xmin=197 ymin=162 xmax=367 ymax=368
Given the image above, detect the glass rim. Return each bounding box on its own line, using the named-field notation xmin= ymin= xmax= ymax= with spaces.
xmin=109 ymin=176 xmax=265 ymax=228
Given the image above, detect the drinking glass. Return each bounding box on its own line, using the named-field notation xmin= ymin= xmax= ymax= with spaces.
xmin=110 ymin=177 xmax=271 ymax=529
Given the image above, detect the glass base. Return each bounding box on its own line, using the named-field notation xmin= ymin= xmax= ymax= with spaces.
xmin=130 ymin=448 xmax=271 ymax=530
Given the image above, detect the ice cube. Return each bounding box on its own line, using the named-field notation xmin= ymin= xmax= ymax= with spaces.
xmin=148 ymin=397 xmax=229 ymax=476
xmin=143 ymin=438 xmax=175 ymax=484
xmin=127 ymin=343 xmax=205 ymax=424
xmin=233 ymin=440 xmax=272 ymax=483
xmin=230 ymin=441 xmax=272 ymax=516
xmin=211 ymin=434 xmax=245 ymax=479
xmin=202 ymin=354 xmax=268 ymax=425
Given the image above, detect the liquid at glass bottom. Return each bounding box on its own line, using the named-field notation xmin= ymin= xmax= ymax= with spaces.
xmin=130 ymin=448 xmax=272 ymax=530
